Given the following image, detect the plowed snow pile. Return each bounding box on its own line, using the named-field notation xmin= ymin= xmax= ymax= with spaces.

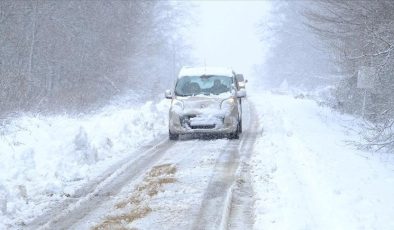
xmin=0 ymin=100 xmax=169 ymax=228
xmin=250 ymin=91 xmax=394 ymax=230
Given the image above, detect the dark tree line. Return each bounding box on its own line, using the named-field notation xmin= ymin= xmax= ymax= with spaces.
xmin=0 ymin=1 xmax=191 ymax=115
xmin=304 ymin=0 xmax=394 ymax=150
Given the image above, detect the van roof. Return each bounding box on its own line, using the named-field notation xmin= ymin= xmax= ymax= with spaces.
xmin=178 ymin=66 xmax=234 ymax=78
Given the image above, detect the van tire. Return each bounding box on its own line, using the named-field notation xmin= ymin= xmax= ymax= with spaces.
xmin=169 ymin=131 xmax=179 ymax=140
xmin=228 ymin=124 xmax=240 ymax=139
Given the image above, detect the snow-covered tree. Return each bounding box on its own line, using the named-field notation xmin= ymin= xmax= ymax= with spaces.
xmin=0 ymin=1 xmax=192 ymax=115
xmin=304 ymin=0 xmax=394 ymax=150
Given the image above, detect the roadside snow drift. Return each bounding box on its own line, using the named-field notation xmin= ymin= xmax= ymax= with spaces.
xmin=0 ymin=100 xmax=169 ymax=227
xmin=250 ymin=91 xmax=394 ymax=230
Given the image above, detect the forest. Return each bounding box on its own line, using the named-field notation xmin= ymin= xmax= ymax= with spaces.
xmin=260 ymin=0 xmax=394 ymax=151
xmin=305 ymin=0 xmax=394 ymax=151
xmin=0 ymin=1 xmax=190 ymax=115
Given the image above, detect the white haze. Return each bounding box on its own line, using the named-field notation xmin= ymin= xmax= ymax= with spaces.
xmin=190 ymin=1 xmax=270 ymax=76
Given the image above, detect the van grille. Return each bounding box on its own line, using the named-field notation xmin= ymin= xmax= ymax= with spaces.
xmin=190 ymin=125 xmax=216 ymax=129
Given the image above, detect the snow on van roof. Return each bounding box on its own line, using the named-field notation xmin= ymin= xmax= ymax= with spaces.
xmin=178 ymin=66 xmax=234 ymax=78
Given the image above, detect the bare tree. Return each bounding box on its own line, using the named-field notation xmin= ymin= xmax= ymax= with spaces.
xmin=304 ymin=0 xmax=394 ymax=151
xmin=0 ymin=0 xmax=192 ymax=115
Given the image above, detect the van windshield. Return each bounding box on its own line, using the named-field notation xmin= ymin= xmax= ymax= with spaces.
xmin=174 ymin=75 xmax=233 ymax=96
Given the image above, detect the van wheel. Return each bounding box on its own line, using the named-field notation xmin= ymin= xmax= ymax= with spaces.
xmin=228 ymin=131 xmax=239 ymax=139
xmin=169 ymin=131 xmax=179 ymax=140
xmin=228 ymin=124 xmax=240 ymax=140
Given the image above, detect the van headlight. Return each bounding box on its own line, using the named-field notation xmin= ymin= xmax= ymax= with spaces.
xmin=171 ymin=99 xmax=184 ymax=113
xmin=220 ymin=98 xmax=235 ymax=111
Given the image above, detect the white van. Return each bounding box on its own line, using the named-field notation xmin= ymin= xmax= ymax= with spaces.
xmin=165 ymin=66 xmax=246 ymax=140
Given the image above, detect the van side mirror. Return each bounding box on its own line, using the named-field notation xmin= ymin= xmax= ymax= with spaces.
xmin=237 ymin=90 xmax=246 ymax=98
xmin=165 ymin=89 xmax=173 ymax=99
xmin=236 ymin=74 xmax=244 ymax=82
xmin=245 ymin=79 xmax=248 ymax=83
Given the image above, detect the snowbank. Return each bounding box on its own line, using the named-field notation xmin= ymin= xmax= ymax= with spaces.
xmin=250 ymin=91 xmax=394 ymax=230
xmin=0 ymin=100 xmax=169 ymax=227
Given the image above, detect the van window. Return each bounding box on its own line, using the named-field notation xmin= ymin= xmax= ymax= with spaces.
xmin=175 ymin=75 xmax=233 ymax=96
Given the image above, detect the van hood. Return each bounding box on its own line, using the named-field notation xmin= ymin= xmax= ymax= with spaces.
xmin=174 ymin=95 xmax=230 ymax=116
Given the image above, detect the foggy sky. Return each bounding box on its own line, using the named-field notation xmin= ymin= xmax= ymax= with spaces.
xmin=190 ymin=1 xmax=270 ymax=76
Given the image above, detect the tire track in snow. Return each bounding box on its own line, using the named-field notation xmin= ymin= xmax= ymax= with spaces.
xmin=191 ymin=100 xmax=259 ymax=230
xmin=70 ymin=134 xmax=232 ymax=229
xmin=29 ymin=101 xmax=257 ymax=230
xmin=30 ymin=138 xmax=175 ymax=230
xmin=227 ymin=103 xmax=259 ymax=230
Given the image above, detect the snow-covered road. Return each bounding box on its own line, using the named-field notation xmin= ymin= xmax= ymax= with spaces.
xmin=2 ymin=90 xmax=394 ymax=230
xmin=24 ymin=100 xmax=258 ymax=230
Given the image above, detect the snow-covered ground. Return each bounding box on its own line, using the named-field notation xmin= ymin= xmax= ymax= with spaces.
xmin=0 ymin=99 xmax=169 ymax=228
xmin=250 ymin=90 xmax=394 ymax=230
xmin=2 ymin=86 xmax=394 ymax=229
xmin=4 ymin=1 xmax=394 ymax=229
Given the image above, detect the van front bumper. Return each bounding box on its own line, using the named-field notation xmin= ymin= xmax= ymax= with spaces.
xmin=169 ymin=112 xmax=238 ymax=135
